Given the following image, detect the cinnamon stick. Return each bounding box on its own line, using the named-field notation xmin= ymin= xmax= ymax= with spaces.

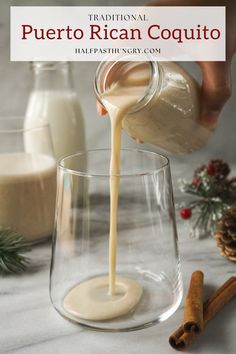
xmin=203 ymin=276 xmax=236 ymax=324
xmin=169 ymin=276 xmax=236 ymax=351
xmin=183 ymin=270 xmax=204 ymax=333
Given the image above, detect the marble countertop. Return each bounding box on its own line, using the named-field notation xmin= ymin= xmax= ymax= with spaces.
xmin=1 ymin=163 xmax=236 ymax=354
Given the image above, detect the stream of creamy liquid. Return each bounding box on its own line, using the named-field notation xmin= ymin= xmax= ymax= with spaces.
xmin=105 ymin=63 xmax=150 ymax=295
xmin=63 ymin=63 xmax=149 ymax=320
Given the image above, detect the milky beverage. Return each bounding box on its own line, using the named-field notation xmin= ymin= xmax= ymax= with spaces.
xmin=0 ymin=153 xmax=56 ymax=242
xmin=25 ymin=91 xmax=85 ymax=160
xmin=120 ymin=62 xmax=209 ymax=154
xmin=63 ymin=61 xmax=206 ymax=321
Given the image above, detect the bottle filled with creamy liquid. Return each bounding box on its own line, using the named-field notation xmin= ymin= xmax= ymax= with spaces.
xmin=25 ymin=62 xmax=86 ymax=160
xmin=95 ymin=59 xmax=212 ymax=154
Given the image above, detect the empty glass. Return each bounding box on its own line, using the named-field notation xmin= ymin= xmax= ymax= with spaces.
xmin=50 ymin=149 xmax=182 ymax=331
xmin=0 ymin=117 xmax=56 ymax=243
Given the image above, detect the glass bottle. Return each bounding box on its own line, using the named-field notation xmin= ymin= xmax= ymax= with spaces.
xmin=25 ymin=62 xmax=86 ymax=160
xmin=94 ymin=59 xmax=212 ymax=154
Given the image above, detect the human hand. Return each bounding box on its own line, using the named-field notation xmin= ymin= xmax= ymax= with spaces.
xmin=147 ymin=0 xmax=236 ymax=127
xmin=97 ymin=0 xmax=235 ymax=130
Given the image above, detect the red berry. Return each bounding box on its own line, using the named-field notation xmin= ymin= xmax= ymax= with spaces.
xmin=207 ymin=163 xmax=216 ymax=176
xmin=192 ymin=177 xmax=200 ymax=186
xmin=180 ymin=208 xmax=192 ymax=220
xmin=230 ymin=176 xmax=236 ymax=183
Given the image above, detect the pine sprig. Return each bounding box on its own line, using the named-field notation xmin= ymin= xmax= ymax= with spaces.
xmin=0 ymin=230 xmax=31 ymax=275
xmin=179 ymin=159 xmax=236 ymax=238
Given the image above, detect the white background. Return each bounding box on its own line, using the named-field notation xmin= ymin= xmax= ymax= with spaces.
xmin=11 ymin=6 xmax=225 ymax=61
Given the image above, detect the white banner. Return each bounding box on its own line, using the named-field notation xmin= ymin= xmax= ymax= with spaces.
xmin=11 ymin=6 xmax=225 ymax=61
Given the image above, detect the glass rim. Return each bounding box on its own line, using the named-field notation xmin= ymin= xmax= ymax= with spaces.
xmin=58 ymin=148 xmax=169 ymax=178
xmin=0 ymin=117 xmax=50 ymax=134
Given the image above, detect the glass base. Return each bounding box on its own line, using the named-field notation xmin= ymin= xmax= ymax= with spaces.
xmin=52 ymin=272 xmax=183 ymax=332
xmin=25 ymin=234 xmax=52 ymax=246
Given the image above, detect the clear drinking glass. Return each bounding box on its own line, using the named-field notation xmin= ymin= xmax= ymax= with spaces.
xmin=50 ymin=149 xmax=182 ymax=331
xmin=0 ymin=117 xmax=56 ymax=243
